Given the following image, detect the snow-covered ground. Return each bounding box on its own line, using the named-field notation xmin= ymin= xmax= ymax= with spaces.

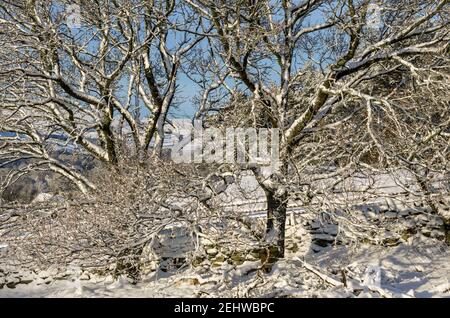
xmin=1 ymin=170 xmax=448 ymax=298
xmin=1 ymin=234 xmax=449 ymax=298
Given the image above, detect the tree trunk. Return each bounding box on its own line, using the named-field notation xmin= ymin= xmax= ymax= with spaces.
xmin=152 ymin=107 xmax=169 ymax=157
xmin=265 ymin=188 xmax=288 ymax=261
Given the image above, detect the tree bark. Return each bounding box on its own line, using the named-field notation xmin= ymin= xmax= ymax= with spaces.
xmin=265 ymin=188 xmax=288 ymax=260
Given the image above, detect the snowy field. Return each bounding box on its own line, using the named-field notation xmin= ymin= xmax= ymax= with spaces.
xmin=1 ymin=234 xmax=449 ymax=298
xmin=1 ymin=171 xmax=448 ymax=298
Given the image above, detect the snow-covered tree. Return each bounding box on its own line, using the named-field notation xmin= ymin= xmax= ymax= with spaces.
xmin=0 ymin=0 xmax=204 ymax=192
xmin=184 ymin=0 xmax=449 ymax=258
